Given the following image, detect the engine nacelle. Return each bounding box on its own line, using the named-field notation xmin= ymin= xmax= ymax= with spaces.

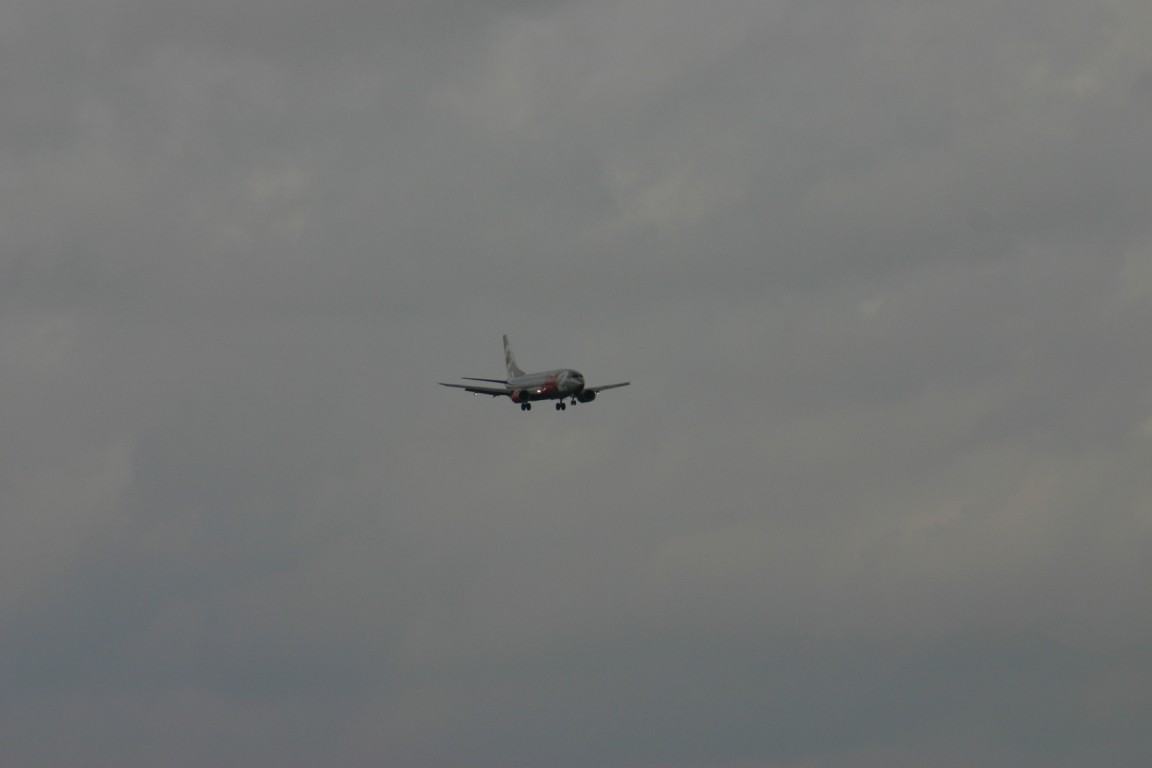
xmin=576 ymin=390 xmax=597 ymax=403
xmin=510 ymin=389 xmax=529 ymax=403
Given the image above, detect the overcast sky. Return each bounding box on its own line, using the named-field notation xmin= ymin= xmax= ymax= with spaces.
xmin=2 ymin=1 xmax=1151 ymax=766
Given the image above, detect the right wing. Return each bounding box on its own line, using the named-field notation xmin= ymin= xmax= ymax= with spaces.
xmin=439 ymin=382 xmax=512 ymax=397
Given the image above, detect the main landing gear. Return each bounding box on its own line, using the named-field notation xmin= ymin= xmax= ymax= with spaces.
xmin=519 ymin=400 xmax=577 ymax=412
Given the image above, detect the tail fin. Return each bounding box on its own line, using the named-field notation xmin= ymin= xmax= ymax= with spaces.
xmin=503 ymin=334 xmax=525 ymax=378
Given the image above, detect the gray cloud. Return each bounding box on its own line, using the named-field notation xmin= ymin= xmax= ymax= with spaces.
xmin=2 ymin=0 xmax=1152 ymax=766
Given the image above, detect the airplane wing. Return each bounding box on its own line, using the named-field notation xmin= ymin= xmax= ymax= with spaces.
xmin=439 ymin=382 xmax=512 ymax=397
xmin=589 ymin=382 xmax=630 ymax=393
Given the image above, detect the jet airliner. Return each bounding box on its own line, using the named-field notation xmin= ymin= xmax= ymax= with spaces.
xmin=440 ymin=335 xmax=630 ymax=411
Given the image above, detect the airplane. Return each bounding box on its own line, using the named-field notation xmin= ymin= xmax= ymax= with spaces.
xmin=440 ymin=335 xmax=630 ymax=411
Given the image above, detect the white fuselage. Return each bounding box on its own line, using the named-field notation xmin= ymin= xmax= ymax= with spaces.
xmin=507 ymin=369 xmax=585 ymax=403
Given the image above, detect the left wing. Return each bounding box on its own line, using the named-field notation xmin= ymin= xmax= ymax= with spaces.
xmin=439 ymin=382 xmax=511 ymax=397
xmin=589 ymin=381 xmax=630 ymax=393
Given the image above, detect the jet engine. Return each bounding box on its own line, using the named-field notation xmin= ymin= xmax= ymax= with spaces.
xmin=510 ymin=389 xmax=529 ymax=403
xmin=576 ymin=390 xmax=597 ymax=403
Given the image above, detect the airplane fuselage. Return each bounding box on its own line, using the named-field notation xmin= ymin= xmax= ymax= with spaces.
xmin=507 ymin=369 xmax=585 ymax=402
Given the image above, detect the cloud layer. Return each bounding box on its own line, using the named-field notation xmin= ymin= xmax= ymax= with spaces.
xmin=2 ymin=1 xmax=1151 ymax=766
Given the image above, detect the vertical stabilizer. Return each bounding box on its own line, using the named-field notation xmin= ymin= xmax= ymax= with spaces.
xmin=503 ymin=335 xmax=525 ymax=378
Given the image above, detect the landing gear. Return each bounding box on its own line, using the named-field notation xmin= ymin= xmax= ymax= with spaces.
xmin=554 ymin=401 xmax=567 ymax=411
xmin=520 ymin=402 xmax=532 ymax=411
